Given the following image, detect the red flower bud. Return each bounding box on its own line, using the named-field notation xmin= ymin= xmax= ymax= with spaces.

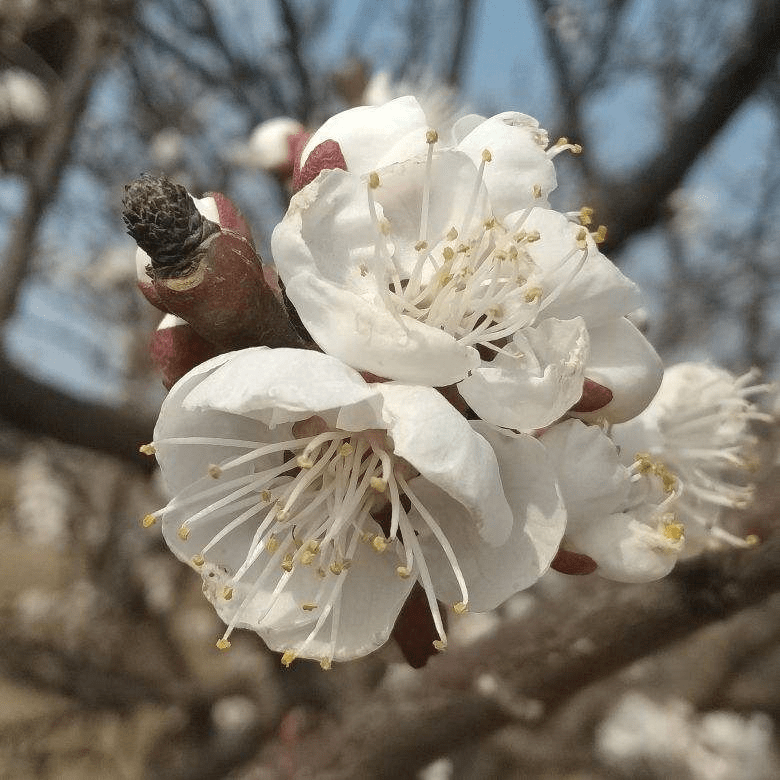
xmin=569 ymin=378 xmax=614 ymax=413
xmin=150 ymin=315 xmax=219 ymax=390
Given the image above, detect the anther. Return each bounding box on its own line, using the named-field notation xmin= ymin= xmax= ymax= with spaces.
xmin=662 ymin=520 xmax=685 ymax=542
xmin=453 ymin=601 xmax=469 ymax=614
xmin=370 ymin=476 xmax=387 ymax=493
xmin=481 ymin=149 xmax=492 ymax=163
xmin=372 ymin=536 xmax=388 ymax=553
xmin=526 ymin=230 xmax=540 ymax=242
xmin=415 ymin=240 xmax=428 ymax=251
xmin=579 ymin=206 xmax=593 ymax=226
xmin=141 ymin=514 xmax=157 ymax=528
xmin=216 ymin=638 xmax=231 ymax=650
xmin=533 ymin=184 xmax=542 ymax=199
xmin=339 ymin=442 xmax=354 ymax=457
xmin=525 ymin=287 xmax=543 ymax=303
xmin=296 ymin=455 xmax=314 ymax=469
xmin=260 ymin=490 xmax=272 ymax=503
xmin=301 ymin=602 xmax=318 ymax=611
xmin=178 ymin=525 xmax=190 ymax=540
xmin=139 ymin=443 xmax=156 ymax=455
xmin=330 ymin=561 xmax=344 ymax=575
xmin=281 ymin=554 xmax=294 ymax=572
xmin=368 ymin=171 xmax=380 ymax=189
xmin=745 ymin=534 xmax=760 ymax=546
xmin=266 ymin=535 xmax=279 ymax=552
xmin=300 ymin=550 xmax=316 ymax=565
xmin=320 ymin=657 xmax=332 ymax=670
xmin=208 ymin=464 xmax=222 ymax=479
xmin=432 ymin=639 xmax=447 ymax=651
xmin=484 ymin=217 xmax=497 ymax=229
xmin=426 ymin=129 xmax=439 ymax=144
xmin=281 ymin=650 xmax=296 ymax=667
xmin=593 ymin=225 xmax=607 ymax=244
xmin=442 ymin=246 xmax=454 ymax=261
xmin=192 ymin=554 xmax=205 ymax=566
xmin=222 ymin=586 xmax=233 ymax=600
xmin=446 ymin=227 xmax=458 ymax=241
xmin=396 ymin=566 xmax=411 ymax=578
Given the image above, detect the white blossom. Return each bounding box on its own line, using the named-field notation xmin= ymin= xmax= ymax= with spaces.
xmin=144 ymin=347 xmax=565 ymax=666
xmin=540 ymin=419 xmax=684 ymax=582
xmin=611 ymin=362 xmax=774 ymax=553
xmin=273 ymin=96 xmax=662 ymax=430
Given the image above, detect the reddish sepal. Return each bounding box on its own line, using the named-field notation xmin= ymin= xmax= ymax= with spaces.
xmin=551 ymin=549 xmax=598 ymax=575
xmin=150 ymin=321 xmax=219 ymax=390
xmin=293 ymin=139 xmax=347 ymax=192
xmin=391 ymin=584 xmax=447 ymax=668
xmin=570 ymin=378 xmax=614 ymax=413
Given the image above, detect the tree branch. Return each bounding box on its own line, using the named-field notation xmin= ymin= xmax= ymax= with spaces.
xmin=595 ymin=0 xmax=780 ymax=254
xmin=0 ymin=15 xmax=105 ymax=324
xmin=296 ymin=535 xmax=780 ymax=779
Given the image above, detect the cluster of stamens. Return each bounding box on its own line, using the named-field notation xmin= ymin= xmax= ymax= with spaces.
xmin=140 ymin=419 xmax=471 ymax=667
xmin=362 ymin=129 xmax=605 ymax=362
xmin=628 ymin=453 xmax=685 ymax=549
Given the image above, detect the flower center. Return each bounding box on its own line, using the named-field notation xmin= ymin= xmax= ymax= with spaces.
xmin=144 ymin=419 xmax=471 ymax=666
xmin=364 ymin=130 xmax=597 ymax=361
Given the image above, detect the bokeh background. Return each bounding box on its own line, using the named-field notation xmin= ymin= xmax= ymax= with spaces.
xmin=0 ymin=0 xmax=779 ymax=777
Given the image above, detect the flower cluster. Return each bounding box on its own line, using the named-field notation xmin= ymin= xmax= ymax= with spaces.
xmin=126 ymin=96 xmax=772 ymax=669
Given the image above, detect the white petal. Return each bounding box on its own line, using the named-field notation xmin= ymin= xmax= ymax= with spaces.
xmin=378 ymin=383 xmax=513 ymax=545
xmin=154 ymin=352 xmax=254 ymax=495
xmin=300 ymin=96 xmax=427 ymax=174
xmin=371 ymin=150 xmax=491 ymax=279
xmin=517 ymin=208 xmax=641 ymax=325
xmin=457 ymin=112 xmax=557 ymax=216
xmin=413 ymin=427 xmax=566 ymax=610
xmin=565 ymin=513 xmax=679 ymax=583
xmin=459 ymin=317 xmax=589 ymax=430
xmin=182 ymin=347 xmax=382 ymax=427
xmin=540 ymin=419 xmax=632 ymax=527
xmin=261 ymin=521 xmax=415 ymax=662
xmin=574 ymin=318 xmax=663 ymax=424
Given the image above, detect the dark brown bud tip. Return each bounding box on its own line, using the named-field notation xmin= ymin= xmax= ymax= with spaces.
xmin=122 ymin=174 xmax=220 ymax=277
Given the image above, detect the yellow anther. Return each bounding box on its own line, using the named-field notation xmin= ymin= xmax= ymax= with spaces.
xmin=216 ymin=638 xmax=231 ymax=650
xmin=296 ymin=454 xmax=314 ymax=469
xmin=222 ymin=586 xmax=233 ymax=601
xmin=662 ymin=521 xmax=685 ymax=542
xmin=266 ymin=535 xmax=280 ymax=553
xmin=442 ymin=246 xmax=455 ymax=261
xmin=514 ymin=230 xmax=527 ymax=242
xmin=554 ymin=136 xmax=569 ymax=147
xmin=432 ymin=639 xmax=447 ymax=651
xmin=579 ymin=206 xmax=593 ymax=225
xmin=593 ymin=225 xmax=607 ymax=244
xmin=281 ymin=554 xmax=294 ymax=572
xmin=453 ymin=601 xmax=469 ymax=614
xmin=372 ymin=536 xmax=388 ymax=553
xmin=208 ymin=463 xmax=222 ymax=479
xmin=359 ymin=264 xmax=369 ymax=277
xmin=379 ymin=217 xmax=391 ymax=235
xmin=139 ymin=443 xmax=156 ymax=455
xmin=320 ymin=657 xmax=332 ymax=671
xmin=571 ymin=143 xmax=583 ymax=154
xmin=141 ymin=514 xmax=157 ymax=528
xmin=745 ymin=534 xmax=760 ymax=546
xmin=330 ymin=561 xmax=344 ymax=575
xmin=300 ymin=550 xmax=316 ymax=565
xmin=192 ymin=554 xmax=205 ymax=567
xmin=526 ymin=230 xmax=541 ymax=242
xmin=576 ymin=227 xmax=588 ymax=249
xmin=307 ymin=540 xmax=321 ymax=553
xmin=525 ymin=287 xmax=543 ymax=303
xmin=396 ymin=565 xmax=411 ymax=579
xmin=301 ymin=602 xmax=318 ymax=611
xmin=481 ymin=149 xmax=492 ymax=163
xmin=370 ymin=476 xmax=387 ymax=493
xmin=484 ymin=217 xmax=497 ymax=229
xmin=281 ymin=650 xmax=296 ymax=667
xmin=532 ymin=184 xmax=542 ymax=199
xmin=426 ymin=128 xmax=439 ymax=144
xmin=508 ymin=245 xmax=518 ymax=259
xmin=178 ymin=525 xmax=190 ymax=540
xmin=446 ymin=226 xmax=458 ymax=241
xmin=415 ymin=240 xmax=428 ymax=251
xmin=368 ymin=171 xmax=380 ymax=189
xmin=260 ymin=490 xmax=272 ymax=503
xmin=339 ymin=442 xmax=354 ymax=457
